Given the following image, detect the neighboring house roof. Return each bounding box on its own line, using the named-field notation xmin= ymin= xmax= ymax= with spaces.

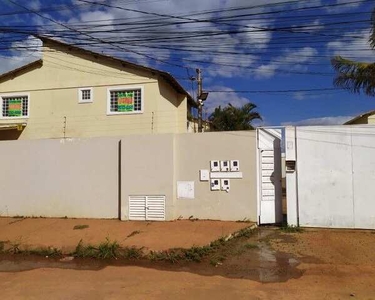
xmin=0 ymin=36 xmax=197 ymax=108
xmin=0 ymin=59 xmax=43 ymax=82
xmin=344 ymin=109 xmax=375 ymax=125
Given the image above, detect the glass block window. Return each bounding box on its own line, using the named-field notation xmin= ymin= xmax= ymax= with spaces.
xmin=109 ymin=88 xmax=142 ymax=113
xmin=1 ymin=95 xmax=29 ymax=117
xmin=78 ymin=88 xmax=93 ymax=103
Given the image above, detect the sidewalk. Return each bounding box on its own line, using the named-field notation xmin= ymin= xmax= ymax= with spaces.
xmin=0 ymin=217 xmax=253 ymax=253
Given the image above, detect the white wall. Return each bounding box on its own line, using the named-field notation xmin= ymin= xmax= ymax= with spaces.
xmin=286 ymin=126 xmax=375 ymax=229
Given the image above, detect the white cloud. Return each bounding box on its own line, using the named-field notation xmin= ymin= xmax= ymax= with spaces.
xmin=282 ymin=115 xmax=353 ymax=126
xmin=204 ymin=86 xmax=255 ymax=114
xmin=29 ymin=0 xmax=41 ymax=10
xmin=0 ymin=36 xmax=42 ymax=75
xmin=254 ymin=47 xmax=318 ymax=79
xmin=326 ymin=0 xmax=368 ymax=12
xmin=327 ymin=29 xmax=374 ymax=61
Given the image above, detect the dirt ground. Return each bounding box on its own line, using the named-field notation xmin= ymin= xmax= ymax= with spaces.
xmin=0 ymin=217 xmax=251 ymax=253
xmin=1 ymin=227 xmax=375 ymax=299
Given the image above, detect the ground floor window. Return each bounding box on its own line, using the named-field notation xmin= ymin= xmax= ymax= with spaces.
xmin=1 ymin=95 xmax=29 ymax=118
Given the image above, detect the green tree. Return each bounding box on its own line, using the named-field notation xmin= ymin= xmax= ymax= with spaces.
xmin=331 ymin=10 xmax=375 ymax=96
xmin=208 ymin=103 xmax=261 ymax=131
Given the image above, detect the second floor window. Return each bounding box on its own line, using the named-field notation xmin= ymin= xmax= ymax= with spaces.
xmin=1 ymin=95 xmax=29 ymax=118
xmin=108 ymin=88 xmax=142 ymax=114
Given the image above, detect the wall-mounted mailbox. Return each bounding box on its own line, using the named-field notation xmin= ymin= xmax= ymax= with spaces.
xmin=230 ymin=160 xmax=240 ymax=172
xmin=220 ymin=160 xmax=230 ymax=172
xmin=221 ymin=179 xmax=230 ymax=192
xmin=286 ymin=160 xmax=296 ymax=173
xmin=210 ymin=160 xmax=220 ymax=172
xmin=200 ymin=170 xmax=209 ymax=181
xmin=210 ymin=179 xmax=220 ymax=191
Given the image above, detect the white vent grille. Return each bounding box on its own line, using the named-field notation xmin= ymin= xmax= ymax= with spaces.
xmin=129 ymin=196 xmax=147 ymax=221
xmin=129 ymin=195 xmax=165 ymax=221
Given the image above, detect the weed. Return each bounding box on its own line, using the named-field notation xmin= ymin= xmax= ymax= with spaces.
xmin=236 ymin=227 xmax=255 ymax=238
xmin=209 ymin=237 xmax=226 ymax=249
xmin=12 ymin=215 xmax=24 ymax=219
xmin=74 ymin=239 xmax=98 ymax=258
xmin=188 ymin=216 xmax=199 ymax=221
xmin=9 ymin=241 xmax=21 ymax=254
xmin=27 ymin=246 xmax=62 ymax=257
xmin=236 ymin=218 xmax=252 ymax=223
xmin=210 ymin=255 xmax=226 ymax=266
xmin=73 ymin=224 xmax=89 ymax=230
xmin=182 ymin=246 xmax=211 ymax=262
xmin=97 ymin=238 xmax=120 ymax=259
xmin=0 ymin=241 xmax=5 ymax=252
xmin=280 ymin=225 xmax=304 ymax=233
xmin=121 ymin=246 xmax=144 ymax=259
xmin=74 ymin=238 xmax=121 ymax=259
xmin=148 ymin=250 xmax=182 ymax=263
xmin=126 ymin=230 xmax=141 ymax=238
xmin=244 ymin=243 xmax=258 ymax=249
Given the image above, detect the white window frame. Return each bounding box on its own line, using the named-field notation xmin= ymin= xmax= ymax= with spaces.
xmin=107 ymin=86 xmax=144 ymax=115
xmin=78 ymin=87 xmax=93 ymax=103
xmin=0 ymin=92 xmax=30 ymax=119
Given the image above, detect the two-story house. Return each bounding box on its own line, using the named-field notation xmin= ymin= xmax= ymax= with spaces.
xmin=0 ymin=36 xmax=196 ymax=140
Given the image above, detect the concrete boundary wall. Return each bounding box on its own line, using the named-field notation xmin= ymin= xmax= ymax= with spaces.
xmin=0 ymin=132 xmax=257 ymax=221
xmin=0 ymin=138 xmax=119 ymax=219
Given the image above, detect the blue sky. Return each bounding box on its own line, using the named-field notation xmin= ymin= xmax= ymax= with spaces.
xmin=1 ymin=0 xmax=375 ymax=126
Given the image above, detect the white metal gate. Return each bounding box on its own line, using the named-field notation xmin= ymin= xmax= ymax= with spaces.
xmin=129 ymin=195 xmax=166 ymax=221
xmin=257 ymin=128 xmax=283 ymax=224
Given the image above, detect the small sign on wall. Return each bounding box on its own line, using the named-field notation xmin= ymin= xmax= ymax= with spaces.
xmin=177 ymin=181 xmax=195 ymax=199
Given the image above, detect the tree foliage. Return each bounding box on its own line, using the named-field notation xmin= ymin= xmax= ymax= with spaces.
xmin=208 ymin=103 xmax=261 ymax=131
xmin=331 ymin=9 xmax=375 ymax=96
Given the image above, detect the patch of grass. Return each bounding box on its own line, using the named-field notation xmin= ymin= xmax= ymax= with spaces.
xmin=280 ymin=225 xmax=304 ymax=233
xmin=126 ymin=230 xmax=141 ymax=238
xmin=73 ymin=224 xmax=89 ymax=230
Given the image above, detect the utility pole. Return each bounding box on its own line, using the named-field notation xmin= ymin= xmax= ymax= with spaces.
xmin=197 ymin=69 xmax=203 ymax=133
xmin=196 ymin=69 xmax=208 ymax=133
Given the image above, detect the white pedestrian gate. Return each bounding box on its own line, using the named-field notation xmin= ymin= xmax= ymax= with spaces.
xmin=257 ymin=128 xmax=283 ymax=224
xmin=129 ymin=195 xmax=166 ymax=221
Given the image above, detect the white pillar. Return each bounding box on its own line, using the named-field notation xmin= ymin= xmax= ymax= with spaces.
xmin=285 ymin=126 xmax=298 ymax=226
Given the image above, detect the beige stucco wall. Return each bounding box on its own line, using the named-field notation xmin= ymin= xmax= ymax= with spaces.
xmin=0 ymin=132 xmax=257 ymax=221
xmin=120 ymin=131 xmax=257 ymax=221
xmin=120 ymin=134 xmax=175 ymax=220
xmin=0 ymin=137 xmax=119 ymax=218
xmin=0 ymin=42 xmax=187 ymax=140
xmin=174 ymin=131 xmax=257 ymax=221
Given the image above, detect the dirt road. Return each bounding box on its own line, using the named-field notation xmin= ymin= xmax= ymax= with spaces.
xmin=1 ymin=228 xmax=375 ymax=299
